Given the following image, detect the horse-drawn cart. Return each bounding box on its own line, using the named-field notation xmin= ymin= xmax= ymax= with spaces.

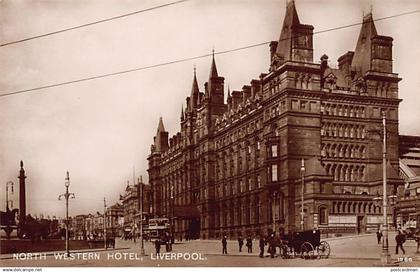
xmin=279 ymin=230 xmax=330 ymax=259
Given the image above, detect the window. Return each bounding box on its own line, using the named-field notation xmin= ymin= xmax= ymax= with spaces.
xmin=300 ymin=100 xmax=307 ymax=111
xmin=256 ymin=141 xmax=261 ymax=151
xmin=257 ymin=175 xmax=261 ymax=188
xmin=271 ymin=145 xmax=278 ymax=157
xmin=271 ymin=164 xmax=278 ymax=182
xmin=319 ymin=206 xmax=328 ymax=225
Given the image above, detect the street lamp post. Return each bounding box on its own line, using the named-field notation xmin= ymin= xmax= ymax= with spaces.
xmin=104 ymin=197 xmax=107 ymax=250
xmin=170 ymin=185 xmax=174 ymax=250
xmin=58 ymin=171 xmax=75 ymax=257
xmin=6 ymin=181 xmax=14 ymax=211
xmin=300 ymin=158 xmax=306 ymax=231
xmin=380 ymin=111 xmax=391 ymax=265
xmin=139 ymin=176 xmax=145 ymax=255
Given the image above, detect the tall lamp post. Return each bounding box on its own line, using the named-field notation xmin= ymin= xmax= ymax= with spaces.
xmin=104 ymin=197 xmax=107 ymax=250
xmin=6 ymin=181 xmax=14 ymax=211
xmin=380 ymin=111 xmax=391 ymax=265
xmin=171 ymin=185 xmax=174 ymax=250
xmin=59 ymin=171 xmax=75 ymax=257
xmin=138 ymin=176 xmax=145 ymax=255
xmin=300 ymin=158 xmax=306 ymax=231
xmin=370 ymin=111 xmax=397 ymax=265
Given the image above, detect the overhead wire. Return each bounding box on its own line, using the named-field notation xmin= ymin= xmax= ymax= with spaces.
xmin=0 ymin=9 xmax=419 ymax=98
xmin=0 ymin=0 xmax=190 ymax=48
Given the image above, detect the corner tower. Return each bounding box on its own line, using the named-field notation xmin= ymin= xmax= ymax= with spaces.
xmin=270 ymin=0 xmax=314 ymax=71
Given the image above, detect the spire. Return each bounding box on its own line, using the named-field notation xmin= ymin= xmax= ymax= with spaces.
xmin=154 ymin=117 xmax=168 ymax=152
xmin=275 ymin=0 xmax=301 ymax=61
xmin=157 ymin=116 xmax=166 ymax=133
xmin=351 ymin=12 xmax=378 ymax=74
xmin=190 ymin=66 xmax=199 ymax=110
xmin=191 ymin=65 xmax=199 ymax=96
xmin=209 ymin=49 xmax=218 ymax=79
xmin=180 ymin=105 xmax=184 ymax=121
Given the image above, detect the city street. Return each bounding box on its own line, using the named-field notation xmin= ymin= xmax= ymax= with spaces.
xmin=1 ymin=232 xmax=419 ymax=267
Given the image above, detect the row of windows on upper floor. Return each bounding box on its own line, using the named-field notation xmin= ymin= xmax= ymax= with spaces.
xmin=324 ymin=163 xmax=366 ymax=183
xmin=321 ymin=143 xmax=367 ymax=159
xmin=215 ymin=121 xmax=263 ymax=149
xmin=264 ymin=73 xmax=314 ymax=99
xmin=215 ymin=175 xmax=262 ymax=199
xmin=321 ymin=123 xmax=366 ymax=139
xmin=321 ymin=103 xmax=366 ymax=118
xmin=264 ymin=99 xmax=319 ymax=122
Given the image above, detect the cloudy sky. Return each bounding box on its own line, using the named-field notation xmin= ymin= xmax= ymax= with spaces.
xmin=0 ymin=0 xmax=419 ymax=217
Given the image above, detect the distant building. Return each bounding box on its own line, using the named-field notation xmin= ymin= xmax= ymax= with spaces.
xmin=120 ymin=181 xmax=152 ymax=236
xmin=71 ymin=215 xmax=87 ymax=239
xmin=148 ymin=1 xmax=404 ymax=239
xmin=106 ymin=203 xmax=124 ymax=237
xmin=396 ymin=135 xmax=420 ymax=228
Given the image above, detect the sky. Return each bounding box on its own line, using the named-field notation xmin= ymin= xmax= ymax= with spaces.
xmin=0 ymin=0 xmax=419 ymax=218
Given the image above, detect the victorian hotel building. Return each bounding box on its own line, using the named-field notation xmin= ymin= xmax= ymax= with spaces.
xmin=148 ymin=1 xmax=404 ymax=239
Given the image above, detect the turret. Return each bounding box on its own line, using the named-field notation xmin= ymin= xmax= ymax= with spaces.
xmin=154 ymin=117 xmax=169 ymax=152
xmin=270 ymin=0 xmax=314 ymax=70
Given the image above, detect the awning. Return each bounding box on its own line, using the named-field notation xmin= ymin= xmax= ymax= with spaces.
xmin=173 ymin=205 xmax=200 ymax=219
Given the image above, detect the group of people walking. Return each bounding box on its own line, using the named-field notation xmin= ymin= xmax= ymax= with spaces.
xmin=222 ymin=235 xmax=253 ymax=255
xmin=222 ymin=233 xmax=280 ymax=258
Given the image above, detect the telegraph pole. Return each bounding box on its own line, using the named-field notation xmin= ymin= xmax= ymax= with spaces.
xmin=58 ymin=171 xmax=75 ymax=257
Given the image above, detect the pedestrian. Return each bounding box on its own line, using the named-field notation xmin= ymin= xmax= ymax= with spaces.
xmin=415 ymin=229 xmax=420 ymax=254
xmin=246 ymin=235 xmax=253 ymax=253
xmin=238 ymin=235 xmax=244 ymax=252
xmin=376 ymin=229 xmax=382 ymax=244
xmin=259 ymin=235 xmax=265 ymax=258
xmin=222 ymin=235 xmax=228 ymax=254
xmin=395 ymin=230 xmax=406 ymax=255
xmin=155 ymin=239 xmax=161 ymax=254
xmin=268 ymin=233 xmax=276 ymax=258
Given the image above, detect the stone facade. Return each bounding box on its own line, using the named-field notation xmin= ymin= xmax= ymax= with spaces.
xmin=148 ymin=1 xmax=404 ymax=239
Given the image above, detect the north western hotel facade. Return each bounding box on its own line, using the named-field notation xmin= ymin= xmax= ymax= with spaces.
xmin=147 ymin=1 xmax=407 ymax=240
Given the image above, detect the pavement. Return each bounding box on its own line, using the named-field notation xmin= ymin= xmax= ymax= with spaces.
xmin=1 ymin=232 xmax=419 ymax=267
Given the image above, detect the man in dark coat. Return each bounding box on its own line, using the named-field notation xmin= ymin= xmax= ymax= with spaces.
xmin=259 ymin=235 xmax=266 ymax=258
xmin=238 ymin=235 xmax=244 ymax=252
xmin=222 ymin=235 xmax=228 ymax=254
xmin=376 ymin=229 xmax=383 ymax=244
xmin=268 ymin=233 xmax=276 ymax=258
xmin=155 ymin=239 xmax=161 ymax=254
xmin=246 ymin=235 xmax=253 ymax=253
xmin=395 ymin=230 xmax=406 ymax=255
xmin=415 ymin=229 xmax=420 ymax=254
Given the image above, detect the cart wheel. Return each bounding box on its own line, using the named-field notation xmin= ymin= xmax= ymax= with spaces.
xmin=280 ymin=245 xmax=290 ymax=259
xmin=317 ymin=241 xmax=330 ymax=258
xmin=300 ymin=242 xmax=315 ymax=259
